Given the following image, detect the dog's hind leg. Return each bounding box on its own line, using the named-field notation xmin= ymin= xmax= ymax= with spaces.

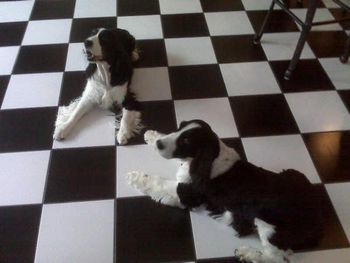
xmin=235 ymin=218 xmax=291 ymax=263
xmin=126 ymin=171 xmax=185 ymax=208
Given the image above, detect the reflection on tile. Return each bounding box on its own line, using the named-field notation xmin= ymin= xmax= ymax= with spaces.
xmin=303 ymin=131 xmax=350 ymax=183
xmin=286 ymin=91 xmax=350 ymax=133
xmin=307 ymin=31 xmax=348 ymax=57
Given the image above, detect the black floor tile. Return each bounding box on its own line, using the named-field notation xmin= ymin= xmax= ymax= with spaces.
xmin=212 ymin=35 xmax=267 ymax=63
xmin=30 ymin=0 xmax=76 ymax=20
xmin=230 ymin=94 xmax=299 ymax=137
xmin=13 ymin=44 xmax=68 ymax=74
xmin=116 ymin=197 xmax=195 ymax=263
xmin=303 ymin=131 xmax=350 ymax=184
xmin=309 ymin=184 xmax=350 ymax=251
xmin=221 ymin=137 xmax=247 ymax=161
xmin=0 ymin=76 xmax=10 ymax=108
xmin=70 ymin=17 xmax=117 ymax=43
xmin=283 ymin=0 xmax=325 ymax=8
xmin=0 ymin=22 xmax=27 ymax=47
xmin=307 ymin=31 xmax=349 ymax=58
xmin=134 ymin=39 xmax=168 ymax=68
xmin=0 ymin=107 xmax=56 ymax=153
xmin=248 ymin=10 xmax=299 ymax=33
xmin=0 ymin=204 xmax=42 ymax=263
xmin=45 ymin=146 xmax=116 ymax=203
xmin=330 ymin=9 xmax=350 ymax=30
xmin=269 ymin=59 xmax=335 ymax=93
xmin=169 ymin=64 xmax=227 ymax=100
xmin=200 ymin=0 xmax=244 ymax=12
xmin=124 ymin=100 xmax=177 ymax=145
xmin=161 ymin=13 xmax=209 ymax=38
xmin=59 ymin=71 xmax=87 ymax=106
xmin=117 ymin=0 xmax=160 ymax=16
xmin=339 ymin=90 xmax=350 ymax=113
xmin=197 ymin=257 xmax=243 ymax=263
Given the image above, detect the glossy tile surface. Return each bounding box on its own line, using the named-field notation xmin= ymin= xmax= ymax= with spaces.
xmin=1 ymin=1 xmax=350 ymax=262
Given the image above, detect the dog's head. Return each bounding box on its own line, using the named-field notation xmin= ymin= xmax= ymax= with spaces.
xmin=155 ymin=120 xmax=220 ymax=190
xmin=84 ymin=28 xmax=135 ymax=63
xmin=156 ymin=120 xmax=220 ymax=160
xmin=84 ymin=28 xmax=136 ymax=86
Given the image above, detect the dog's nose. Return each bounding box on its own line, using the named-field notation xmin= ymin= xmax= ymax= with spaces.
xmin=84 ymin=39 xmax=93 ymax=48
xmin=156 ymin=140 xmax=165 ymax=150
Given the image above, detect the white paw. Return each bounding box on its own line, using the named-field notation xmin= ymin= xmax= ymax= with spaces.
xmin=126 ymin=171 xmax=152 ymax=193
xmin=132 ymin=50 xmax=139 ymax=62
xmin=53 ymin=122 xmax=72 ymax=140
xmin=144 ymin=130 xmax=160 ymax=145
xmin=235 ymin=246 xmax=262 ymax=262
xmin=117 ymin=128 xmax=131 ymax=145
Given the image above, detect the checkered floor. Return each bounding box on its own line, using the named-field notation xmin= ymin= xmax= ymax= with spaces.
xmin=1 ymin=0 xmax=350 ymax=262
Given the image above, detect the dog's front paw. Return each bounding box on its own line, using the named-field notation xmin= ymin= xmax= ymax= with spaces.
xmin=126 ymin=171 xmax=152 ymax=193
xmin=53 ymin=122 xmax=72 ymax=140
xmin=144 ymin=130 xmax=161 ymax=145
xmin=117 ymin=128 xmax=131 ymax=145
xmin=235 ymin=246 xmax=262 ymax=262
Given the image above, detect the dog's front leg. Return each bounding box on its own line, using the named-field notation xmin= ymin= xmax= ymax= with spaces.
xmin=53 ymin=96 xmax=93 ymax=140
xmin=116 ymin=108 xmax=142 ymax=145
xmin=126 ymin=171 xmax=185 ymax=209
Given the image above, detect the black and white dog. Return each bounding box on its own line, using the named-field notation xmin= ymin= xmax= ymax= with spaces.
xmin=127 ymin=120 xmax=323 ymax=263
xmin=53 ymin=28 xmax=142 ymax=145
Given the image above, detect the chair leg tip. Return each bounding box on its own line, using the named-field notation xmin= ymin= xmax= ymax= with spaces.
xmin=340 ymin=56 xmax=348 ymax=64
xmin=284 ymin=70 xmax=292 ymax=80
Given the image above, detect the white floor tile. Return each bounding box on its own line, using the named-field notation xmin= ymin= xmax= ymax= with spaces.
xmin=159 ymin=0 xmax=202 ymax=14
xmin=286 ymin=91 xmax=350 ymax=133
xmin=53 ymin=108 xmax=116 ymax=149
xmin=319 ymin=58 xmax=350 ymax=90
xmin=65 ymin=43 xmax=89 ymax=71
xmin=326 ymin=183 xmax=350 ymax=241
xmin=220 ymin=62 xmax=281 ymax=96
xmin=117 ymin=15 xmax=163 ymax=40
xmin=322 ymin=0 xmax=350 ymax=8
xmin=2 ymin=73 xmax=62 ymax=109
xmin=241 ymin=0 xmax=281 ymax=10
xmin=292 ymin=248 xmax=350 ymax=263
xmin=205 ymin=11 xmax=254 ymax=36
xmin=292 ymin=9 xmax=343 ymax=31
xmin=0 ymin=0 xmax=34 ymax=22
xmin=165 ymin=37 xmax=217 ymax=66
xmin=35 ymin=200 xmax=114 ymax=263
xmin=0 ymin=46 xmax=20 ymax=76
xmin=242 ymin=135 xmax=321 ymax=183
xmin=261 ymin=32 xmax=315 ymax=61
xmin=130 ymin=67 xmax=172 ymax=101
xmin=74 ymin=0 xmax=116 ymax=18
xmin=116 ymin=144 xmax=180 ymax=198
xmin=174 ymin=98 xmax=239 ymax=138
xmin=190 ymin=208 xmax=262 ymax=259
xmin=0 ymin=150 xmax=49 ymax=206
xmin=22 ymin=19 xmax=72 ymax=45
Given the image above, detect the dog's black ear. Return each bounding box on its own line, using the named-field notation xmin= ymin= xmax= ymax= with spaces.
xmin=115 ymin=29 xmax=136 ymax=55
xmin=190 ymin=136 xmax=219 ymax=192
xmin=109 ymin=51 xmax=133 ymax=86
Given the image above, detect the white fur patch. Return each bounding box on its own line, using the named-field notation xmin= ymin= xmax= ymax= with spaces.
xmin=210 ymin=140 xmax=240 ymax=179
xmin=126 ymin=171 xmax=185 ymax=208
xmin=116 ymin=109 xmax=142 ymax=145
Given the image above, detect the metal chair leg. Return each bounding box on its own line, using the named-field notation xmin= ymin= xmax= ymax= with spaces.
xmin=340 ymin=34 xmax=350 ymax=63
xmin=254 ymin=0 xmax=276 ymax=44
xmin=284 ymin=0 xmax=318 ymax=80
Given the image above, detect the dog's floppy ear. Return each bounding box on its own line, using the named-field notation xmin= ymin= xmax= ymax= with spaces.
xmin=109 ymin=50 xmax=133 ymax=86
xmin=115 ymin=28 xmax=136 ymax=55
xmin=189 ymin=134 xmax=219 ymax=192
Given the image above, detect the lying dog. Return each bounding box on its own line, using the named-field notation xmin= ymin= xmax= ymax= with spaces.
xmin=127 ymin=120 xmax=323 ymax=263
xmin=53 ymin=28 xmax=142 ymax=145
